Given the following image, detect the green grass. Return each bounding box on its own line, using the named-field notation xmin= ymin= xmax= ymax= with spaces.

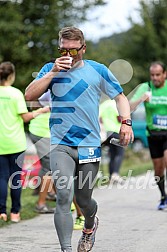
xmin=0 ymin=148 xmax=152 ymax=228
xmin=0 ymin=188 xmax=55 ymax=228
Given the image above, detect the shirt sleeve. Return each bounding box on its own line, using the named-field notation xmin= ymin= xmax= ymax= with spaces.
xmin=100 ymin=65 xmax=123 ymax=99
xmin=35 ymin=63 xmax=53 ymax=80
xmin=15 ymin=90 xmax=28 ymax=114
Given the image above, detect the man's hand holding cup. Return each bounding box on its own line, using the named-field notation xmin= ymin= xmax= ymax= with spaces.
xmin=53 ymin=56 xmax=73 ymax=72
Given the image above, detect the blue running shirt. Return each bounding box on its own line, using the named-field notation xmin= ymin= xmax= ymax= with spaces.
xmin=36 ymin=60 xmax=123 ymax=147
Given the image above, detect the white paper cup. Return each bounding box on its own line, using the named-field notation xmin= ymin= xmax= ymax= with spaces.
xmin=68 ymin=57 xmax=73 ymax=63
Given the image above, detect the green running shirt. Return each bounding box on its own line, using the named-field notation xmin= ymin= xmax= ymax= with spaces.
xmin=0 ymin=86 xmax=28 ymax=154
xmin=131 ymin=80 xmax=167 ymax=134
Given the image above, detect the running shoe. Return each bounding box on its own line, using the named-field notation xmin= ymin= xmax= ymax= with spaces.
xmin=71 ymin=202 xmax=76 ymax=212
xmin=157 ymin=197 xmax=167 ymax=210
xmin=34 ymin=204 xmax=55 ymax=214
xmin=46 ymin=192 xmax=57 ymax=201
xmin=74 ymin=216 xmax=85 ymax=230
xmin=77 ymin=216 xmax=99 ymax=252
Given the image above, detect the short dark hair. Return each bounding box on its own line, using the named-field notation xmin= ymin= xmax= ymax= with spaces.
xmin=150 ymin=61 xmax=166 ymax=73
xmin=58 ymin=27 xmax=85 ymax=45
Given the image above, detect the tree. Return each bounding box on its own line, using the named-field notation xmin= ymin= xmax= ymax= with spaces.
xmin=0 ymin=0 xmax=106 ymax=90
xmin=118 ymin=0 xmax=167 ymax=93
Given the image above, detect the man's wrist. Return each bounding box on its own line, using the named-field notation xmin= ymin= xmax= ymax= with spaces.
xmin=46 ymin=71 xmax=59 ymax=79
xmin=121 ymin=119 xmax=132 ymax=126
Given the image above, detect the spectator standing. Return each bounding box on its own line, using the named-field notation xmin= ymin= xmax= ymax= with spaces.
xmin=0 ymin=61 xmax=49 ymax=222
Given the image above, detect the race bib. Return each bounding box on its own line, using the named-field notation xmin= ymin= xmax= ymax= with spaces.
xmin=78 ymin=147 xmax=101 ymax=164
xmin=153 ymin=115 xmax=167 ymax=129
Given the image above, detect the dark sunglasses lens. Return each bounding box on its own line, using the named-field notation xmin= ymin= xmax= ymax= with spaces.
xmin=58 ymin=49 xmax=67 ymax=56
xmin=69 ymin=49 xmax=78 ymax=56
xmin=58 ymin=47 xmax=80 ymax=56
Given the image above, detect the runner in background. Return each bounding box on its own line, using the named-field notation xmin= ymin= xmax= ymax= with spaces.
xmin=130 ymin=61 xmax=167 ymax=210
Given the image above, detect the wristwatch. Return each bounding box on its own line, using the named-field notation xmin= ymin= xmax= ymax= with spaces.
xmin=121 ymin=119 xmax=132 ymax=126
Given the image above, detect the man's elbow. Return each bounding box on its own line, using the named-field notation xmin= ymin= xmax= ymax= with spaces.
xmin=25 ymin=88 xmax=36 ymax=101
xmin=24 ymin=91 xmax=31 ymax=101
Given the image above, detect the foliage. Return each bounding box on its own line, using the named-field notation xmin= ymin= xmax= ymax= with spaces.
xmin=87 ymin=0 xmax=167 ymax=95
xmin=0 ymin=0 xmax=166 ymax=95
xmin=118 ymin=0 xmax=167 ymax=93
xmin=90 ymin=33 xmax=126 ymax=64
xmin=0 ymin=0 xmax=106 ymax=91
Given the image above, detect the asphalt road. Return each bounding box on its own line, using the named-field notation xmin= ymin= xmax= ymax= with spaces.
xmin=0 ymin=173 xmax=167 ymax=252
